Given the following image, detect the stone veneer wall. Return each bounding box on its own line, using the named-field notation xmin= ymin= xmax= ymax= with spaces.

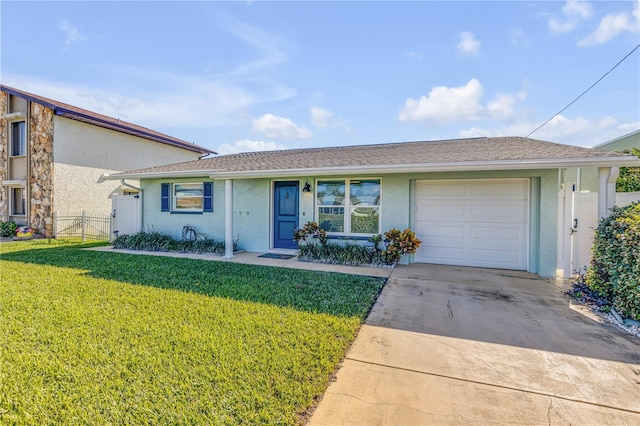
xmin=29 ymin=103 xmax=55 ymax=236
xmin=0 ymin=93 xmax=7 ymax=221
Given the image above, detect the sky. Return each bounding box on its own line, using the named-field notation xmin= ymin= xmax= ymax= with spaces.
xmin=1 ymin=1 xmax=639 ymax=155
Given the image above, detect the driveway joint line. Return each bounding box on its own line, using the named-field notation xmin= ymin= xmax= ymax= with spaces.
xmin=344 ymin=357 xmax=640 ymax=415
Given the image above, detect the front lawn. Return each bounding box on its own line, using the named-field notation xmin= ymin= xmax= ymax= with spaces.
xmin=0 ymin=240 xmax=385 ymax=425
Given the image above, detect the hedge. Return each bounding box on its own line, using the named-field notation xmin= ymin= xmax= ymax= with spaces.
xmin=585 ymin=201 xmax=640 ymax=320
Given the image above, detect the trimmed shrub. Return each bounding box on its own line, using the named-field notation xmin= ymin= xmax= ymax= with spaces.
xmin=382 ymin=228 xmax=422 ymax=265
xmin=295 ymin=224 xmax=422 ymax=267
xmin=585 ymin=201 xmax=640 ymax=320
xmin=293 ymin=221 xmax=327 ymax=245
xmin=298 ymin=241 xmax=387 ymax=267
xmin=113 ymin=231 xmax=227 ymax=255
xmin=0 ymin=221 xmax=18 ymax=237
xmin=616 ymin=148 xmax=640 ymax=193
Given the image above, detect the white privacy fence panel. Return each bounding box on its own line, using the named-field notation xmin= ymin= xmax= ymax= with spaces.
xmin=562 ymin=189 xmax=640 ymax=277
xmin=111 ymin=195 xmax=142 ymax=237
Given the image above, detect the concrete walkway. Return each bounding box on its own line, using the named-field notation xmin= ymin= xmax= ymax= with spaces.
xmin=87 ymin=246 xmax=393 ymax=278
xmin=309 ymin=264 xmax=640 ymax=425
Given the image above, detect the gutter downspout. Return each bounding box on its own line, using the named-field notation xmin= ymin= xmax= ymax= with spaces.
xmin=121 ymin=179 xmax=144 ymax=230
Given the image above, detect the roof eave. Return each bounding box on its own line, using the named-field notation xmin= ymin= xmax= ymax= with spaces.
xmin=209 ymin=156 xmax=640 ymax=179
xmin=102 ymin=170 xmax=215 ymax=180
xmin=102 ymin=156 xmax=640 ymax=181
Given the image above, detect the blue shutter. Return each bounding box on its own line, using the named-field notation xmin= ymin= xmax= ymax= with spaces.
xmin=161 ymin=183 xmax=170 ymax=212
xmin=203 ymin=181 xmax=213 ymax=212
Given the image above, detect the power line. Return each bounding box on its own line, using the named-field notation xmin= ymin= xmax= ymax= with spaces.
xmin=527 ymin=43 xmax=640 ymax=138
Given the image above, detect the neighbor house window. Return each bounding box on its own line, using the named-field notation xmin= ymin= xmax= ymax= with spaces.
xmin=316 ymin=179 xmax=380 ymax=235
xmin=11 ymin=187 xmax=26 ymax=216
xmin=11 ymin=121 xmax=26 ymax=157
xmin=161 ymin=182 xmax=213 ymax=213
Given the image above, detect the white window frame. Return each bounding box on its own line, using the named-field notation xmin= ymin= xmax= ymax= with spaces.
xmin=10 ymin=186 xmax=26 ymax=216
xmin=172 ymin=183 xmax=204 ymax=213
xmin=315 ymin=178 xmax=381 ymax=236
xmin=9 ymin=120 xmax=26 ymax=157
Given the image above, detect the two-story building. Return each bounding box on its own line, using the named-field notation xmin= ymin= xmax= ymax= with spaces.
xmin=0 ymin=85 xmax=213 ymax=236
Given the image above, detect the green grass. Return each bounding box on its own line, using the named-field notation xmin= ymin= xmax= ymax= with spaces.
xmin=0 ymin=240 xmax=385 ymax=425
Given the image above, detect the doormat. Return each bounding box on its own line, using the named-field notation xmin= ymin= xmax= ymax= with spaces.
xmin=258 ymin=253 xmax=296 ymax=260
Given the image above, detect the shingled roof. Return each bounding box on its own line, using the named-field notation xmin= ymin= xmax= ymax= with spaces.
xmin=105 ymin=136 xmax=640 ymax=180
xmin=1 ymin=85 xmax=214 ymax=155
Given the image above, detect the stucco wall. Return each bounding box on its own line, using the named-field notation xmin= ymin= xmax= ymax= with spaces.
xmin=52 ymin=117 xmax=202 ymax=216
xmin=53 ymin=117 xmax=201 ymax=169
xmin=0 ymin=92 xmax=7 ymax=220
xmin=53 ymin=163 xmax=123 ymax=215
xmin=142 ymin=178 xmax=272 ymax=252
xmin=141 ymin=170 xmax=560 ymax=276
xmin=595 ymin=131 xmax=640 ymax=152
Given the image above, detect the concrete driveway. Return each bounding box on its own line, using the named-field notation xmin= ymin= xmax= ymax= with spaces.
xmin=309 ymin=264 xmax=640 ymax=425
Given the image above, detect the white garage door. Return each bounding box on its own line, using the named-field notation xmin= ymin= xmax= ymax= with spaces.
xmin=415 ymin=179 xmax=529 ymax=270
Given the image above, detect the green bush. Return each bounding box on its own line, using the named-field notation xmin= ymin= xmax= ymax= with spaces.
xmin=382 ymin=228 xmax=422 ymax=265
xmin=585 ymin=201 xmax=640 ymax=320
xmin=0 ymin=221 xmax=18 ymax=238
xmin=293 ymin=221 xmax=328 ymax=245
xmin=113 ymin=231 xmax=227 ymax=255
xmin=616 ymin=148 xmax=640 ymax=192
xmin=298 ymin=241 xmax=387 ymax=266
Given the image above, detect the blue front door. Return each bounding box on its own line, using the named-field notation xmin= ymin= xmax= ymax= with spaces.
xmin=273 ymin=181 xmax=299 ymax=249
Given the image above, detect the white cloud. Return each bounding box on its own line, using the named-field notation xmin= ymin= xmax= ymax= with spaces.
xmin=456 ymin=31 xmax=480 ymax=57
xmin=616 ymin=122 xmax=640 ymax=134
xmin=548 ymin=0 xmax=593 ymax=34
xmin=548 ymin=18 xmax=577 ymax=34
xmin=398 ymin=79 xmax=484 ymax=123
xmin=216 ymin=139 xmax=286 ymax=155
xmin=2 ymin=73 xmax=279 ymax=130
xmin=578 ymin=2 xmax=639 ymax=46
xmin=59 ymin=19 xmax=86 ymax=45
xmin=3 ymin=67 xmax=299 ymax=132
xmin=535 ymin=114 xmax=618 ymax=140
xmin=564 ymin=0 xmax=593 ymax=19
xmin=486 ymin=90 xmax=527 ymax=120
xmin=399 ymin=79 xmax=529 ymax=124
xmin=459 ymin=114 xmax=624 ymax=147
xmin=252 ymin=113 xmax=312 ymax=139
xmin=310 ymin=107 xmax=333 ymax=128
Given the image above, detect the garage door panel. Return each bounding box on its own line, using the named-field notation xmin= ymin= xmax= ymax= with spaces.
xmin=469 ymin=248 xmax=523 ymax=266
xmin=415 ymin=179 xmax=528 ymax=270
xmin=420 ymin=246 xmax=466 ymax=264
xmin=470 ymin=180 xmax=528 ymax=197
xmin=421 ymin=224 xmax=465 ymax=239
xmin=416 ymin=182 xmax=466 ymax=196
xmin=469 ymin=202 xmax=527 ymax=223
xmin=417 ymin=201 xmax=466 ymax=220
xmin=471 ymin=225 xmax=525 ymax=242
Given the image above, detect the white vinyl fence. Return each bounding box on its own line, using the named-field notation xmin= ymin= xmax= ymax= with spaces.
xmin=111 ymin=194 xmax=142 ymax=237
xmin=560 ymin=186 xmax=640 ymax=277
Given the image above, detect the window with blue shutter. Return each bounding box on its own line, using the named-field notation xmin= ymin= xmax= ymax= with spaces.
xmin=161 ymin=183 xmax=170 ymax=212
xmin=203 ymin=181 xmax=213 ymax=212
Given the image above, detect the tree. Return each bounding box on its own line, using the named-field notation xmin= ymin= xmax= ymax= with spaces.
xmin=616 ymin=148 xmax=640 ymax=192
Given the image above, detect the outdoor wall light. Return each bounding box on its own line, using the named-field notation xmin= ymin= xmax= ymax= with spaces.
xmin=302 ymin=181 xmax=312 ymax=193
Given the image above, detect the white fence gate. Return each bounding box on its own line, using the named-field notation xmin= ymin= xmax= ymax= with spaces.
xmin=560 ymin=185 xmax=640 ymax=277
xmin=111 ymin=195 xmax=141 ymax=238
